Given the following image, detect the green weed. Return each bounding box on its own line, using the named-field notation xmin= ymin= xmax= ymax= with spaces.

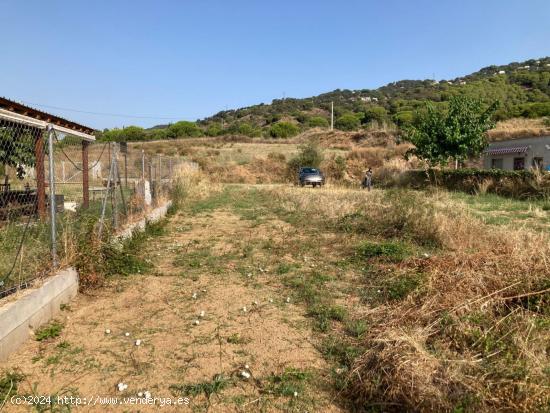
xmin=0 ymin=370 xmax=25 ymax=401
xmin=357 ymin=241 xmax=410 ymax=262
xmin=264 ymin=368 xmax=311 ymax=397
xmin=35 ymin=322 xmax=64 ymax=341
xmin=169 ymin=374 xmax=230 ymax=398
xmin=345 ymin=320 xmax=368 ymax=338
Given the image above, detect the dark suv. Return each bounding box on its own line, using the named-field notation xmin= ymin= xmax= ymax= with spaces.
xmin=298 ymin=167 xmax=325 ymax=187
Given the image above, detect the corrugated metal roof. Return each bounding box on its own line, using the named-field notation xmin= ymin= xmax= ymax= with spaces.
xmin=485 ymin=146 xmax=529 ymax=155
xmin=0 ymin=96 xmax=95 ymax=134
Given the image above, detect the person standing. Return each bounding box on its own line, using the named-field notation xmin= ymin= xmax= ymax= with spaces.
xmin=362 ymin=168 xmax=373 ymax=191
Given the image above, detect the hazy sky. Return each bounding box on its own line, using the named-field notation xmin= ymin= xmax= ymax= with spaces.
xmin=1 ymin=0 xmax=549 ymax=129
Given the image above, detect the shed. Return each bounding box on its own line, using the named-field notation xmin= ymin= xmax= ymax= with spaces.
xmin=483 ymin=136 xmax=550 ymax=171
xmin=0 ymin=97 xmax=96 ymax=217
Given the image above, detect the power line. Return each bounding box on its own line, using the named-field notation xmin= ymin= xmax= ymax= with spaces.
xmin=19 ymin=100 xmax=182 ymax=121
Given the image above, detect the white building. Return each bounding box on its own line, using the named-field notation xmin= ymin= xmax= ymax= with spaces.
xmin=483 ymin=136 xmax=550 ymax=171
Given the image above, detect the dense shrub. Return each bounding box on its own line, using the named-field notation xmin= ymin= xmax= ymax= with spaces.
xmin=308 ymin=116 xmax=329 ymax=128
xmin=269 ymin=121 xmax=300 ymax=138
xmin=167 ymin=121 xmax=203 ymax=138
xmin=363 ymin=106 xmax=388 ymax=124
xmin=335 ymin=114 xmax=361 ymax=131
xmin=287 ymin=141 xmax=324 ymax=177
xmin=394 ymin=168 xmax=550 ymax=199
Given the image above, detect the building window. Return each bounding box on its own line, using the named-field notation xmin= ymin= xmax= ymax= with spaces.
xmin=513 ymin=157 xmax=525 ymax=170
xmin=532 ymin=157 xmax=544 ymax=170
xmin=491 ymin=158 xmax=503 ymax=169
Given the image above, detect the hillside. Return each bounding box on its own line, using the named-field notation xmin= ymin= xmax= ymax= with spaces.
xmin=198 ymin=57 xmax=550 ymax=133
xmin=101 ymin=57 xmax=550 ymax=142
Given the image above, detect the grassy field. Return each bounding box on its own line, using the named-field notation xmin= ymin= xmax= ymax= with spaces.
xmin=1 ymin=168 xmax=548 ymax=412
xmin=449 ymin=191 xmax=550 ymax=231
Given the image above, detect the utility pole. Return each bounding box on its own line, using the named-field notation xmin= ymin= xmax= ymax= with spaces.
xmin=330 ymin=101 xmax=334 ymax=131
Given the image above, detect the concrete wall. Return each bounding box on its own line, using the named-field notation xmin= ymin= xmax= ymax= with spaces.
xmin=484 ymin=136 xmax=550 ymax=170
xmin=0 ymin=268 xmax=78 ymax=361
xmin=116 ymin=201 xmax=172 ymax=240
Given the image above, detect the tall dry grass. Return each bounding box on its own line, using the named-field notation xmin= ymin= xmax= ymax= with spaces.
xmin=266 ymin=186 xmax=550 ymax=412
xmin=489 ymin=118 xmax=550 ymax=141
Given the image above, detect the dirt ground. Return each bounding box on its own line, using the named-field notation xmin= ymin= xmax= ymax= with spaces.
xmin=0 ymin=198 xmax=344 ymax=412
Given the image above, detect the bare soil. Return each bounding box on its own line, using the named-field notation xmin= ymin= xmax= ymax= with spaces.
xmin=1 ymin=205 xmax=343 ymax=412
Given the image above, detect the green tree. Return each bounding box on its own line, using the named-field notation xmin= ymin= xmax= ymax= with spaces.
xmin=167 ymin=121 xmax=203 ymax=138
xmin=404 ymin=96 xmax=498 ymax=166
xmin=393 ymin=111 xmax=414 ymax=127
xmin=205 ymin=123 xmax=222 ymax=136
xmin=0 ymin=128 xmax=35 ymax=179
xmin=269 ymin=122 xmax=300 ymax=138
xmin=308 ymin=116 xmax=329 ymax=128
xmin=335 ymin=113 xmax=360 ymax=131
xmin=237 ymin=123 xmax=259 ymax=137
xmin=102 ymin=126 xmax=146 ymax=142
xmin=148 ymin=128 xmax=168 ymax=140
xmin=287 ymin=140 xmax=324 ymax=175
xmin=363 ymin=106 xmax=388 ymax=124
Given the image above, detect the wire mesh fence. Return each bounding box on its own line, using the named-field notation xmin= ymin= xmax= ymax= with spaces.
xmin=0 ymin=118 xmax=51 ymax=297
xmin=0 ymin=115 xmax=196 ymax=298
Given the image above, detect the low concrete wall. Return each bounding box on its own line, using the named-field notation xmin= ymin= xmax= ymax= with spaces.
xmin=0 ymin=201 xmax=173 ymax=361
xmin=0 ymin=268 xmax=78 ymax=361
xmin=116 ymin=201 xmax=172 ymax=240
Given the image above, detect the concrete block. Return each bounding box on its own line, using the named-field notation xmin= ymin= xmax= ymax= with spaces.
xmin=0 ymin=268 xmax=78 ymax=361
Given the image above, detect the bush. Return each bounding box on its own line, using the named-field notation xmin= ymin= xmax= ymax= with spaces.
xmin=308 ymin=116 xmax=329 ymax=128
xmin=269 ymin=122 xmax=300 ymax=138
xmin=336 ymin=114 xmax=361 ymax=131
xmin=395 ymin=168 xmax=550 ymax=199
xmin=287 ymin=141 xmax=324 ymax=176
xmin=205 ymin=123 xmax=222 ymax=136
xmin=363 ymin=106 xmax=388 ymax=124
xmin=167 ymin=121 xmax=203 ymax=138
xmin=393 ymin=111 xmax=414 ymax=127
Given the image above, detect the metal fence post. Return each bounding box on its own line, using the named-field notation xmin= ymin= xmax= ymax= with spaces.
xmin=47 ymin=126 xmax=58 ymax=268
xmin=98 ymin=143 xmax=115 ymax=239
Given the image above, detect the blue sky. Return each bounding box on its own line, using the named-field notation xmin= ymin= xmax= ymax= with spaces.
xmin=1 ymin=0 xmax=549 ymax=129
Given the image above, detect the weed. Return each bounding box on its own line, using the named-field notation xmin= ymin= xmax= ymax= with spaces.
xmin=169 ymin=374 xmax=230 ymax=398
xmin=35 ymin=322 xmax=64 ymax=341
xmin=0 ymin=370 xmax=25 ymax=401
xmin=264 ymin=368 xmax=311 ymax=397
xmin=357 ymin=241 xmax=410 ymax=262
xmin=345 ymin=320 xmax=368 ymax=338
xmin=308 ymin=303 xmax=348 ymax=332
xmin=226 ymin=333 xmax=250 ymax=345
xmin=320 ymin=337 xmax=363 ymax=368
xmin=276 ymin=263 xmax=296 ymax=275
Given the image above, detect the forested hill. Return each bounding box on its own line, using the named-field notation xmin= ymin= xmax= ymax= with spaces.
xmin=102 ymin=57 xmax=550 ymax=141
xmin=199 ymin=57 xmax=550 ymax=132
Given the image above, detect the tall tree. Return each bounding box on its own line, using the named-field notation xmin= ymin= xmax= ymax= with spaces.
xmin=404 ymin=96 xmax=498 ymax=166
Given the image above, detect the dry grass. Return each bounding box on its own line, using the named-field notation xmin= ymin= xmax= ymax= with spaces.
xmin=263 ymin=186 xmax=550 ymax=412
xmin=488 ymin=117 xmax=550 ymax=141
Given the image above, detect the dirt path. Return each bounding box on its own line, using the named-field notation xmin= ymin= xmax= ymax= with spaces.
xmin=0 ymin=198 xmax=343 ymax=412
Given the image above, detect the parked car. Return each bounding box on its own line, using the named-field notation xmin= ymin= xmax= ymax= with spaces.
xmin=298 ymin=167 xmax=325 ymax=187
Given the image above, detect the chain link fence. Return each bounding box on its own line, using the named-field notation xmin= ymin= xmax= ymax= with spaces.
xmin=0 ymin=115 xmax=196 ymax=298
